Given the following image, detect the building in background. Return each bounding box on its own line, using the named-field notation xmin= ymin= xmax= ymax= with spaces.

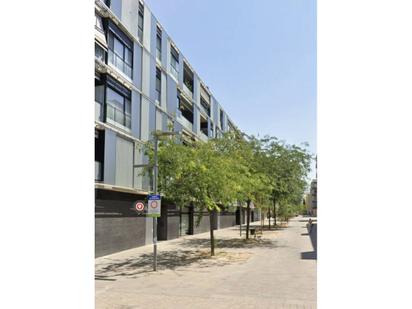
xmin=95 ymin=0 xmax=258 ymax=257
xmin=305 ymin=179 xmax=317 ymax=216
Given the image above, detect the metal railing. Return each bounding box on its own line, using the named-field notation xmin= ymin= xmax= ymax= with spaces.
xmin=183 ymin=83 xmax=193 ymax=99
xmin=106 ymin=104 xmax=131 ymax=129
xmin=108 ymin=50 xmax=132 ymax=79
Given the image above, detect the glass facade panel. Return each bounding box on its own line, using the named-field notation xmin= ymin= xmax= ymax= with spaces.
xmin=114 ymin=37 xmax=123 ymax=57
xmin=107 ymin=87 xmax=124 ymax=110
xmin=108 ymin=31 xmax=133 ymax=79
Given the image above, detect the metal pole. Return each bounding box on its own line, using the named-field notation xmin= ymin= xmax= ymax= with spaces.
xmin=239 ymin=203 xmax=242 ymax=236
xmin=153 ymin=135 xmax=158 ymax=271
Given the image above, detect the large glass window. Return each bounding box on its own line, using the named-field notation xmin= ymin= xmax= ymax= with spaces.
xmin=156 ymin=26 xmax=162 ymax=61
xmin=108 ymin=31 xmax=133 ymax=79
xmin=106 ymin=86 xmax=131 ymax=129
xmin=220 ymin=109 xmax=224 ymax=128
xmin=138 ymin=2 xmax=144 ymax=41
xmin=170 ymin=45 xmax=179 ymax=79
xmin=156 ymin=68 xmax=161 ymax=103
xmin=200 ymin=97 xmax=210 ymax=116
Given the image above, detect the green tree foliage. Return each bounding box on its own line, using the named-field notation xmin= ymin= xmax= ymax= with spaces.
xmin=144 ymin=131 xmax=312 ymax=254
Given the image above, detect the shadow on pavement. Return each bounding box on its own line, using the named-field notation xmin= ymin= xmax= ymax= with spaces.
xmin=180 ymin=237 xmax=283 ymax=250
xmin=96 ymin=237 xmax=287 ymax=279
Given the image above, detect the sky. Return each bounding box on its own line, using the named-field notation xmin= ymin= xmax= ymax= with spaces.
xmin=145 ymin=0 xmax=317 ymax=179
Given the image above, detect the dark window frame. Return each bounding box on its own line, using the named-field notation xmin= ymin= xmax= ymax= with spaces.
xmin=105 ymin=77 xmax=132 ymax=129
xmin=156 ymin=67 xmax=161 ymax=102
xmin=138 ymin=2 xmax=144 ymax=41
xmin=107 ymin=30 xmax=133 ymax=79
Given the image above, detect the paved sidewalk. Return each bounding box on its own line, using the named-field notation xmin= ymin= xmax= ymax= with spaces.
xmin=95 ymin=216 xmax=317 ymax=309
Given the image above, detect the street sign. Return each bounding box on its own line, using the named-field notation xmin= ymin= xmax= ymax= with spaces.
xmin=134 ymin=201 xmax=145 ymax=212
xmin=147 ymin=194 xmax=161 ymax=217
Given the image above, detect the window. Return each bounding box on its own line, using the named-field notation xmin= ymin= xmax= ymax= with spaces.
xmin=170 ymin=45 xmax=179 ymax=79
xmin=156 ymin=67 xmax=161 ymax=103
xmin=178 ymin=95 xmax=194 ymax=124
xmin=200 ymin=85 xmax=211 ymax=116
xmin=183 ymin=64 xmax=194 ymax=97
xmin=138 ymin=2 xmax=144 ymax=41
xmin=220 ymin=109 xmax=224 ymax=128
xmin=156 ymin=26 xmax=162 ymax=61
xmin=95 ymin=43 xmax=105 ymax=62
xmin=200 ymin=97 xmax=210 ymax=116
xmin=95 ymin=129 xmax=105 ymax=182
xmin=95 ymin=14 xmax=104 ymax=32
xmin=108 ymin=30 xmax=133 ymax=79
xmin=95 ymin=77 xmax=105 ymax=122
xmin=105 ymin=79 xmax=131 ymax=129
xmin=200 ymin=115 xmax=208 ymax=136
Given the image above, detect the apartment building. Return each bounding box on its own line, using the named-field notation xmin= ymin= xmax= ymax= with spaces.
xmin=94 ymin=0 xmax=253 ymax=257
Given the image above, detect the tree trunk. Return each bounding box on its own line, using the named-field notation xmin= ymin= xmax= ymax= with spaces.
xmin=246 ymin=200 xmax=251 ymax=239
xmin=273 ymin=198 xmax=277 ymax=227
xmin=268 ymin=208 xmax=271 ymax=230
xmin=209 ymin=211 xmax=215 ymax=256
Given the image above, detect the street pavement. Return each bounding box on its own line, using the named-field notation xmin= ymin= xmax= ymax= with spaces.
xmin=95 ymin=215 xmax=317 ymax=309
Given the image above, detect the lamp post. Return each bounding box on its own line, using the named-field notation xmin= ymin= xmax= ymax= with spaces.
xmin=152 ymin=130 xmax=179 ymax=271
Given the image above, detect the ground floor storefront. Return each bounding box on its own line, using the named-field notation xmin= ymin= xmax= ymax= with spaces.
xmin=95 ymin=189 xmax=261 ymax=257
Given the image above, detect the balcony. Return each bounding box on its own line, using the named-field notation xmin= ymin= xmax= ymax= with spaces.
xmin=199 ymin=131 xmax=208 ymax=142
xmin=106 ymin=104 xmax=131 ymax=130
xmin=108 ymin=50 xmax=132 ymax=79
xmin=183 ymin=83 xmax=193 ymax=99
xmin=177 ymin=113 xmax=193 ymax=132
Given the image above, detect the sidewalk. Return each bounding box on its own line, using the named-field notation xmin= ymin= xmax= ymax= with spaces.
xmin=95 ymin=216 xmax=317 ymax=309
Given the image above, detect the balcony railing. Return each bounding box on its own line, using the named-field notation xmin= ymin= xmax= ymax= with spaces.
xmin=199 ymin=131 xmax=208 ymax=142
xmin=108 ymin=50 xmax=132 ymax=79
xmin=106 ymin=104 xmax=131 ymax=130
xmin=183 ymin=83 xmax=193 ymax=99
xmin=177 ymin=113 xmax=193 ymax=131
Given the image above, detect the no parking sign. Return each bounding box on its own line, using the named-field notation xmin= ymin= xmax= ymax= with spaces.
xmin=148 ymin=194 xmax=161 ymax=217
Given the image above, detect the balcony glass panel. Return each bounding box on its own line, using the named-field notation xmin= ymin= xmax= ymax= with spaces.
xmin=108 ymin=50 xmax=132 ymax=79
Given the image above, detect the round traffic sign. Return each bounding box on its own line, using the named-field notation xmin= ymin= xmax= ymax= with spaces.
xmin=135 ymin=202 xmax=145 ymax=212
xmin=150 ymin=201 xmax=158 ymax=209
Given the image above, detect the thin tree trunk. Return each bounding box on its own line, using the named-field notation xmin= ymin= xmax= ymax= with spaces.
xmin=268 ymin=208 xmax=271 ymax=230
xmin=273 ymin=198 xmax=277 ymax=227
xmin=246 ymin=200 xmax=251 ymax=239
xmin=209 ymin=211 xmax=215 ymax=256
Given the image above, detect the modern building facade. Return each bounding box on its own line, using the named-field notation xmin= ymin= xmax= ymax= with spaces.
xmin=95 ymin=0 xmax=258 ymax=257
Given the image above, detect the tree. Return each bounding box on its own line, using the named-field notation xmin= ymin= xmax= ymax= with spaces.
xmin=145 ymin=134 xmax=239 ymax=256
xmin=252 ymin=137 xmax=312 ymax=227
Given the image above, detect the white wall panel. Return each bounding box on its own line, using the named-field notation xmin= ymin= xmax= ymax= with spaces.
xmin=141 ymin=50 xmax=151 ymax=97
xmin=143 ymin=5 xmax=152 ymax=51
xmin=140 ymin=97 xmax=150 ymax=141
xmin=121 ymin=0 xmax=139 ymax=38
xmin=115 ymin=136 xmax=133 ymax=188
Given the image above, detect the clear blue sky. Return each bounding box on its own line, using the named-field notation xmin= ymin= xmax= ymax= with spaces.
xmin=145 ymin=0 xmax=317 ymax=179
